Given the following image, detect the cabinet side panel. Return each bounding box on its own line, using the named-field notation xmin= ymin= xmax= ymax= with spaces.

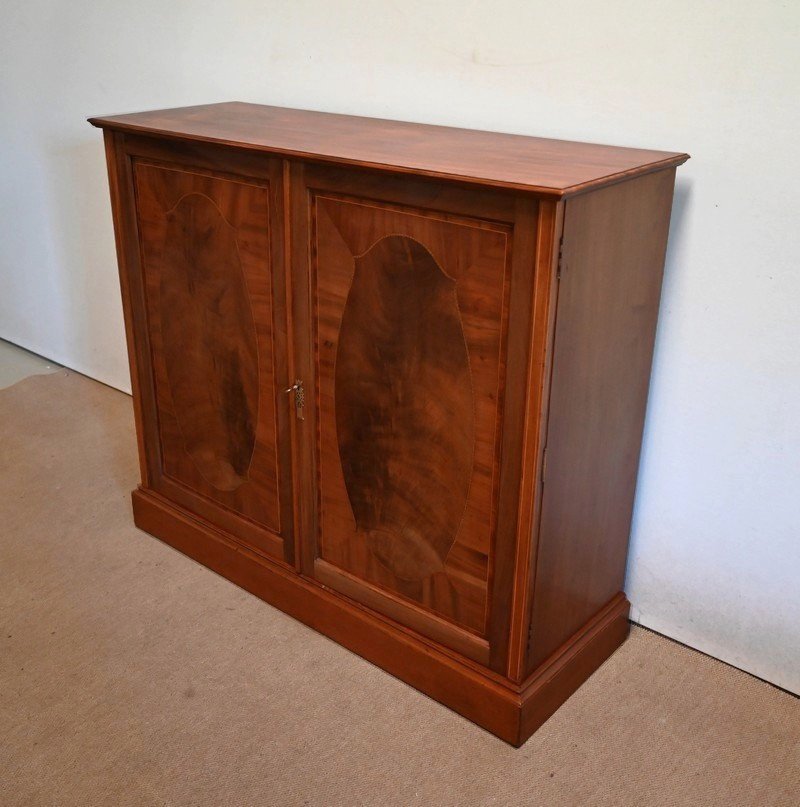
xmin=527 ymin=168 xmax=677 ymax=671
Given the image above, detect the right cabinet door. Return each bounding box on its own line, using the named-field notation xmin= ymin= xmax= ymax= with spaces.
xmin=292 ymin=164 xmax=539 ymax=667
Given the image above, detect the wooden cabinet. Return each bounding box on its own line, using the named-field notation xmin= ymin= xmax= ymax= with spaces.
xmin=91 ymin=103 xmax=688 ymax=746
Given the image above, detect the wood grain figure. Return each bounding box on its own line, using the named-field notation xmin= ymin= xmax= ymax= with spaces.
xmin=335 ymin=235 xmax=474 ymax=582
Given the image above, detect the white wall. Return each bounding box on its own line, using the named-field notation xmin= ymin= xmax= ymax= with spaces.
xmin=2 ymin=1 xmax=798 ymax=692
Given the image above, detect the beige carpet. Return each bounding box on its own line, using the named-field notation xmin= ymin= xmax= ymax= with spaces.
xmin=1 ymin=371 xmax=798 ymax=807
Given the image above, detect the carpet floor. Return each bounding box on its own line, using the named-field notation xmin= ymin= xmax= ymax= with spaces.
xmin=1 ymin=370 xmax=798 ymax=806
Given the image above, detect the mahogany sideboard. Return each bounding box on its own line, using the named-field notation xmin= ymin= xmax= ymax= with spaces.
xmin=89 ymin=103 xmax=688 ymax=746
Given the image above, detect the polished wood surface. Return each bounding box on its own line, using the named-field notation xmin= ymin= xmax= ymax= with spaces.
xmin=298 ymin=166 xmax=517 ymax=653
xmin=526 ymin=169 xmax=677 ymax=672
xmin=158 ymin=190 xmax=259 ymax=492
xmin=135 ymin=161 xmax=282 ymax=536
xmin=90 ymin=102 xmax=688 ymax=197
xmin=93 ymin=104 xmax=687 ymax=746
xmin=335 ymin=235 xmax=474 ymax=583
xmin=504 ymin=199 xmax=563 ymax=681
xmin=107 ymin=137 xmax=295 ymax=562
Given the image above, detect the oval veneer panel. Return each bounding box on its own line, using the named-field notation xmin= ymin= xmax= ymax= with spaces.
xmin=335 ymin=236 xmax=475 ymax=581
xmin=160 ymin=192 xmax=259 ymax=492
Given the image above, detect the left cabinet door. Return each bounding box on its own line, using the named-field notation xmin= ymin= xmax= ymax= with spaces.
xmin=109 ymin=135 xmax=294 ymax=563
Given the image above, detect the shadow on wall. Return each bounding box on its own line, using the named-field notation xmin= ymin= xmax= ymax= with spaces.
xmin=665 ymin=177 xmax=692 ymax=291
xmin=646 ymin=174 xmax=693 ymax=387
xmin=44 ymin=135 xmax=129 ymax=389
xmin=625 ymin=172 xmax=693 ymax=615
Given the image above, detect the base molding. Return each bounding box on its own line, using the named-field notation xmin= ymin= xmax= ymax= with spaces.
xmin=132 ymin=487 xmax=630 ymax=746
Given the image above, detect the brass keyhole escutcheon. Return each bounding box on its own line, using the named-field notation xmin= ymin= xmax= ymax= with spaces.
xmin=285 ymin=379 xmax=305 ymax=421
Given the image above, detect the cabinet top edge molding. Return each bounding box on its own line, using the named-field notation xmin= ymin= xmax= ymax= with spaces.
xmin=89 ymin=102 xmax=688 ymax=197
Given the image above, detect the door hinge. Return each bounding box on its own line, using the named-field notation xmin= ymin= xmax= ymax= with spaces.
xmin=527 ymin=615 xmax=535 ymax=653
xmin=541 ymin=446 xmax=548 ymax=486
xmin=285 ymin=379 xmax=305 ymax=421
xmin=556 ymin=235 xmax=565 ymax=281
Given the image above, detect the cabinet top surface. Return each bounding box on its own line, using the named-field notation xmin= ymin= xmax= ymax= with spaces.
xmin=89 ymin=102 xmax=688 ymax=196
